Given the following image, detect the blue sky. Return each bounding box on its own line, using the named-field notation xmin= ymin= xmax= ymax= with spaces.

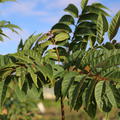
xmin=0 ymin=0 xmax=120 ymax=54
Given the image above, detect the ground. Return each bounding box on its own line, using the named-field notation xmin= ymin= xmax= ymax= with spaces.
xmin=39 ymin=99 xmax=119 ymax=120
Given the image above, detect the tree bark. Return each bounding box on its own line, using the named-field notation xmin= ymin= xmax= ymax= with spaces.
xmin=61 ymin=97 xmax=65 ymax=120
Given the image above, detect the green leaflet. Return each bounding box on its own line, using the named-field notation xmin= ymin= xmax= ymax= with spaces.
xmin=106 ymin=82 xmax=120 ymax=108
xmin=18 ymin=75 xmax=25 ymax=90
xmin=83 ymin=80 xmax=96 ymax=109
xmin=102 ymin=15 xmax=109 ymax=32
xmin=78 ymin=13 xmax=98 ymax=23
xmin=16 ymin=67 xmax=26 ymax=89
xmin=64 ymin=4 xmax=79 ymax=18
xmin=25 ymin=50 xmax=41 ymax=61
xmin=26 ymin=85 xmax=42 ymax=102
xmin=93 ymin=50 xmax=120 ymax=72
xmin=0 ymin=22 xmax=21 ymax=34
xmin=16 ymin=67 xmax=23 ymax=77
xmin=23 ymin=33 xmax=42 ymax=50
xmin=2 ymin=70 xmax=13 ymax=81
xmin=51 ymin=23 xmax=72 ymax=33
xmin=11 ymin=52 xmax=34 ymax=64
xmin=0 ymin=31 xmax=10 ymax=39
xmin=36 ymin=64 xmax=53 ymax=82
xmin=55 ymin=32 xmax=70 ymax=42
xmin=15 ymin=86 xmax=26 ymax=102
xmin=0 ymin=55 xmax=12 ymax=66
xmin=37 ymin=40 xmax=52 ymax=54
xmin=75 ymin=21 xmax=97 ymax=43
xmin=103 ymin=53 xmax=120 ymax=68
xmin=81 ymin=49 xmax=120 ymax=70
xmin=84 ymin=96 xmax=97 ymax=118
xmin=99 ymin=66 xmax=120 ymax=81
xmin=74 ymin=78 xmax=90 ymax=111
xmin=102 ymin=95 xmax=112 ymax=113
xmin=81 ymin=0 xmax=88 ymax=10
xmin=0 ymin=77 xmax=11 ymax=111
xmin=95 ymin=81 xmax=105 ymax=111
xmin=108 ymin=10 xmax=120 ymax=40
xmin=97 ymin=14 xmax=104 ymax=44
xmin=55 ymin=40 xmax=68 ymax=47
xmin=45 ymin=48 xmax=67 ymax=62
xmin=103 ymin=42 xmax=114 ymax=50
xmin=75 ymin=27 xmax=96 ymax=36
xmin=0 ymin=20 xmax=21 ymax=33
xmin=89 ymin=36 xmax=96 ymax=48
xmin=37 ymin=33 xmax=49 ymax=42
xmin=74 ymin=95 xmax=82 ymax=111
xmin=44 ymin=52 xmax=58 ymax=61
xmin=0 ymin=20 xmax=21 ymax=41
xmin=61 ymin=71 xmax=78 ymax=98
xmin=17 ymin=39 xmax=23 ymax=51
xmin=91 ymin=3 xmax=109 ymax=10
xmin=68 ymin=83 xmax=80 ymax=109
xmin=28 ymin=67 xmax=38 ymax=88
xmin=0 ymin=81 xmax=4 ymax=111
xmin=59 ymin=15 xmax=75 ymax=25
xmin=54 ymin=79 xmax=62 ymax=101
xmin=80 ymin=40 xmax=87 ymax=50
xmin=77 ymin=22 xmax=96 ymax=29
xmin=45 ymin=64 xmax=53 ymax=82
xmin=107 ymin=71 xmax=120 ymax=82
xmin=52 ymin=64 xmax=64 ymax=78
xmin=69 ymin=50 xmax=84 ymax=62
xmin=83 ymin=6 xmax=110 ymax=16
xmin=95 ymin=81 xmax=112 ymax=112
xmin=68 ymin=74 xmax=87 ymax=109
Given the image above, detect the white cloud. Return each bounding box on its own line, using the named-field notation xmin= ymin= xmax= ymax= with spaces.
xmin=3 ymin=28 xmax=30 ymax=42
xmin=3 ymin=1 xmax=47 ymax=16
xmin=47 ymin=0 xmax=99 ymax=9
xmin=42 ymin=0 xmax=99 ymax=25
xmin=1 ymin=0 xmax=100 ymax=17
xmin=39 ymin=15 xmax=60 ymax=25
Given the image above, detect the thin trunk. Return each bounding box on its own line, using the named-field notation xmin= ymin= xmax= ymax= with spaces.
xmin=61 ymin=97 xmax=65 ymax=120
xmin=52 ymin=39 xmax=65 ymax=120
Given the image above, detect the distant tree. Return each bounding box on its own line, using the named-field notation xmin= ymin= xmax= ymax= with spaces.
xmin=0 ymin=0 xmax=21 ymax=41
xmin=0 ymin=0 xmax=16 ymax=3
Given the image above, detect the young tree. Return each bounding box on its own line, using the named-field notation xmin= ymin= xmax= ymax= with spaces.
xmin=0 ymin=0 xmax=120 ymax=120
